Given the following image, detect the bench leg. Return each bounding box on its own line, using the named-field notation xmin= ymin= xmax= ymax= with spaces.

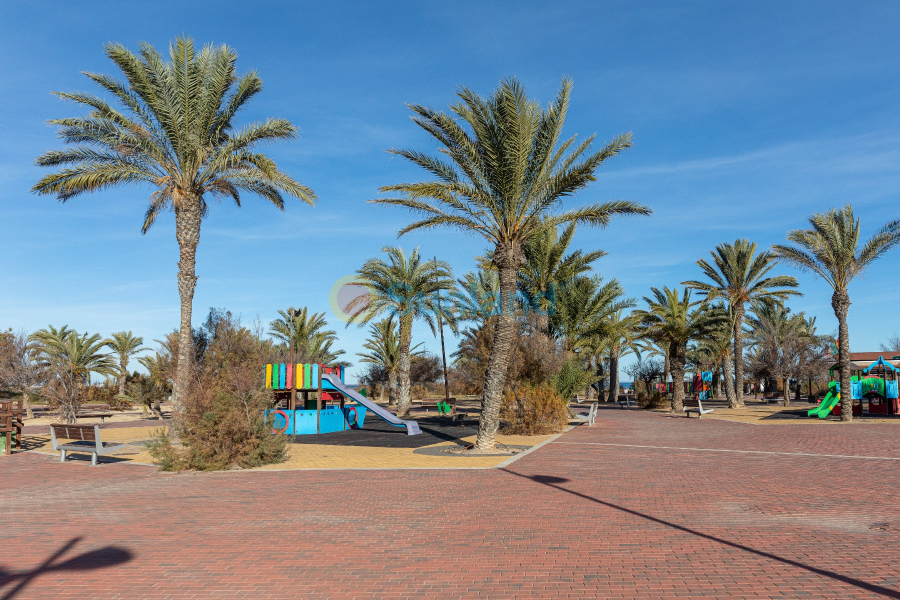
xmin=60 ymin=449 xmax=67 ymax=462
xmin=92 ymin=453 xmax=98 ymax=466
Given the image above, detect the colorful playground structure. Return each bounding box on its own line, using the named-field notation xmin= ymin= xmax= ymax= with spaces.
xmin=657 ymin=370 xmax=713 ymax=397
xmin=808 ymin=355 xmax=899 ymax=418
xmin=263 ymin=363 xmax=421 ymax=435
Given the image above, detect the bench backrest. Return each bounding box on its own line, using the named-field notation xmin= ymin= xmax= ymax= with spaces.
xmin=683 ymin=395 xmax=701 ymax=408
xmin=51 ymin=424 xmax=98 ymax=441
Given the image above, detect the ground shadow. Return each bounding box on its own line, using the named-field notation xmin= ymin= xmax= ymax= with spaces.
xmin=0 ymin=537 xmax=133 ymax=599
xmin=14 ymin=436 xmax=51 ymax=452
xmin=289 ymin=416 xmax=478 ymax=448
xmin=504 ymin=470 xmax=900 ymax=598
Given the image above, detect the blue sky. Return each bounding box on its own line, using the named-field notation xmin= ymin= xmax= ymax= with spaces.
xmin=2 ymin=1 xmax=900 ymax=382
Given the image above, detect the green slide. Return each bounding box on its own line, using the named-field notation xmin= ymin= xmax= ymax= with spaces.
xmin=808 ymin=386 xmax=840 ymax=419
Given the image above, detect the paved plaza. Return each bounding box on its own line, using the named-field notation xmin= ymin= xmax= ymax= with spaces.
xmin=2 ymin=407 xmax=899 ymax=599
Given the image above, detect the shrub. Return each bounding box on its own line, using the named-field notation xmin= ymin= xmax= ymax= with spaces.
xmin=500 ymin=382 xmax=569 ymax=435
xmin=83 ymin=384 xmax=132 ymax=410
xmin=148 ymin=310 xmax=288 ymax=471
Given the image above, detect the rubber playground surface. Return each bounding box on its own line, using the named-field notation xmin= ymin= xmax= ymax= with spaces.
xmin=3 ymin=405 xmax=900 ymax=599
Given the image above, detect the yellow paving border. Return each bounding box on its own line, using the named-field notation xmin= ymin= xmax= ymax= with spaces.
xmin=18 ymin=425 xmax=574 ymax=471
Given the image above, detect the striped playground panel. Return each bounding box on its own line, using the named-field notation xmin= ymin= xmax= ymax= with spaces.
xmin=264 ymin=363 xmax=345 ymax=390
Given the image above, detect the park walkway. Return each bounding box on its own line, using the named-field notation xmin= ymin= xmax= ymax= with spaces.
xmin=2 ymin=407 xmax=899 ymax=599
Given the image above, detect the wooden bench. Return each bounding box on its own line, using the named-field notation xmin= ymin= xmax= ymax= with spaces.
xmin=76 ymin=403 xmax=114 ymax=423
xmin=617 ymin=394 xmax=637 ymax=408
xmin=50 ymin=424 xmax=124 ymax=466
xmin=683 ymin=395 xmax=714 ymax=418
xmin=0 ymin=400 xmax=25 ymax=455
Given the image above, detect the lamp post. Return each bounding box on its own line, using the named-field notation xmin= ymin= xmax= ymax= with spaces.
xmin=434 ymin=257 xmax=451 ymax=405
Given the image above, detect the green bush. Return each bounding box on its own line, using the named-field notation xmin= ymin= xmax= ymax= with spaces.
xmin=500 ymin=383 xmax=569 ymax=435
xmin=148 ymin=311 xmax=287 ymax=471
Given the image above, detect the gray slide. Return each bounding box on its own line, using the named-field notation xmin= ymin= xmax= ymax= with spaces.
xmin=322 ymin=374 xmax=421 ymax=435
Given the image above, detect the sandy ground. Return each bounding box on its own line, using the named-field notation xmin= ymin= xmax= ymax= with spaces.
xmin=18 ymin=424 xmax=562 ymax=470
xmin=20 ymin=404 xmax=173 ymax=427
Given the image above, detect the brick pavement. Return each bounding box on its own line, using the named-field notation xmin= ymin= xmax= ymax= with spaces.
xmin=2 ymin=406 xmax=899 ymax=599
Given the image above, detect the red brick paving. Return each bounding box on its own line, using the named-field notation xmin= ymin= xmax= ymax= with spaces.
xmin=2 ymin=406 xmax=900 ymax=599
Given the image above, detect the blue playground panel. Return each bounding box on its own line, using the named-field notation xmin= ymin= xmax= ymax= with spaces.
xmin=265 ymin=405 xmax=367 ymax=435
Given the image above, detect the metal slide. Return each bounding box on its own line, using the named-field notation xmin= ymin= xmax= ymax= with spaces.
xmin=321 ymin=374 xmax=421 ymax=435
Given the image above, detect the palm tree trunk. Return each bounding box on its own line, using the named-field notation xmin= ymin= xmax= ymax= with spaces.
xmin=722 ymin=355 xmax=737 ymax=407
xmin=388 ymin=370 xmax=397 ymax=406
xmin=732 ymin=303 xmax=746 ymax=408
xmin=607 ymin=351 xmax=620 ymax=404
xmin=476 ymin=252 xmax=521 ymax=451
xmin=670 ymin=343 xmax=686 ymax=413
xmin=832 ymin=290 xmax=852 ymax=422
xmin=118 ymin=363 xmax=127 ymax=397
xmin=396 ymin=315 xmax=413 ymax=418
xmin=782 ymin=377 xmax=791 ymax=407
xmin=174 ymin=201 xmax=201 ymax=410
xmin=594 ymin=359 xmax=605 ymax=402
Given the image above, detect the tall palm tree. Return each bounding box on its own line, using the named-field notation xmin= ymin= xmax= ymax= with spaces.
xmin=635 ymin=288 xmax=727 ymax=412
xmin=269 ymin=307 xmax=345 ymax=364
xmin=31 ymin=36 xmax=316 ymax=407
xmin=692 ymin=304 xmax=737 ymax=406
xmin=597 ymin=309 xmax=641 ymax=403
xmin=373 ymin=77 xmax=651 ymax=450
xmin=519 ymin=222 xmax=606 ymax=335
xmin=105 ymin=331 xmax=147 ymax=397
xmin=349 ymin=247 xmax=455 ymax=418
xmin=683 ymin=239 xmax=799 ymax=408
xmin=357 ymin=317 xmax=424 ymax=405
xmin=31 ymin=327 xmax=118 ymax=423
xmin=773 ymin=204 xmax=900 ymax=420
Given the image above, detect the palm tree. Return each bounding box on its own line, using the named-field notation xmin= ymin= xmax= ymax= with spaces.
xmin=773 ymin=205 xmax=900 ymax=421
xmin=357 ymin=317 xmax=424 ymax=405
xmin=32 ymin=37 xmax=316 ymax=407
xmin=373 ymin=77 xmax=651 ymax=450
xmin=519 ymin=222 xmax=606 ymax=335
xmin=635 ymin=288 xmax=727 ymax=412
xmin=693 ymin=305 xmax=737 ymax=406
xmin=349 ymin=247 xmax=455 ymax=418
xmin=683 ymin=239 xmax=799 ymax=408
xmin=269 ymin=307 xmax=346 ymax=365
xmin=552 ymin=276 xmax=630 ymax=353
xmin=597 ymin=309 xmax=641 ymax=403
xmin=31 ymin=328 xmax=118 ymax=423
xmin=105 ymin=331 xmax=147 ymax=397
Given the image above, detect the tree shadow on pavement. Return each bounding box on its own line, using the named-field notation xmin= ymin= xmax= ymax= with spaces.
xmin=0 ymin=537 xmax=133 ymax=599
xmin=505 ymin=471 xmax=900 ymax=599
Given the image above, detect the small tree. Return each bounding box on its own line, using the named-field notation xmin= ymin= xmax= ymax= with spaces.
xmin=635 ymin=288 xmax=727 ymax=412
xmin=0 ymin=329 xmax=46 ymax=418
xmin=349 ymin=247 xmax=455 ymax=418
xmin=31 ymin=327 xmax=117 ymax=423
xmin=106 ymin=331 xmax=147 ymax=397
xmin=357 ymin=317 xmax=423 ymax=405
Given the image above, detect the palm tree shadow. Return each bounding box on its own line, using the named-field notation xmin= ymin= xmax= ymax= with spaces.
xmin=0 ymin=537 xmax=133 ymax=599
xmin=505 ymin=470 xmax=900 ymax=599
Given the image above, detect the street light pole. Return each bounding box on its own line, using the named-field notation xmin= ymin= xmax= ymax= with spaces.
xmin=434 ymin=257 xmax=450 ymax=404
